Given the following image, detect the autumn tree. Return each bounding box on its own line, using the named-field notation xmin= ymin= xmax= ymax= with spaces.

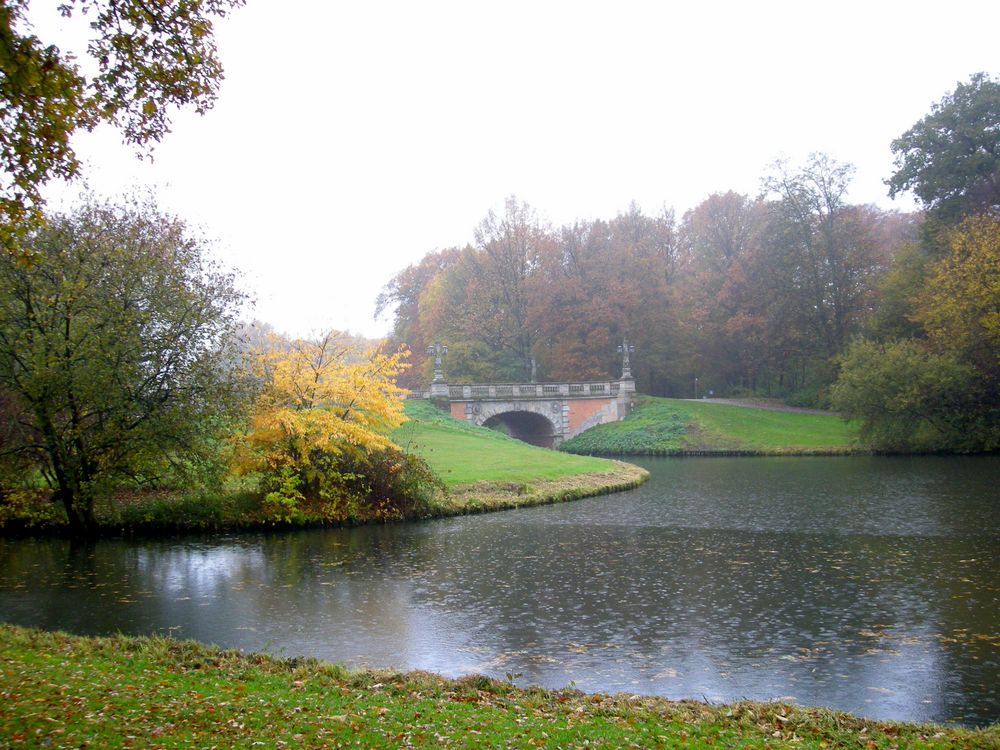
xmin=528 ymin=218 xmax=619 ymax=381
xmin=888 ymin=72 xmax=1000 ymax=223
xmin=765 ymin=155 xmax=889 ymax=358
xmin=0 ymin=198 xmax=247 ymax=535
xmin=832 ymin=214 xmax=1000 ymax=451
xmin=374 ymin=247 xmax=463 ymax=387
xmin=470 ymin=196 xmax=548 ymax=377
xmin=714 ymin=154 xmax=893 ymax=402
xmin=386 ymin=245 xmax=529 ymax=383
xmin=238 ymin=331 xmax=418 ymax=518
xmin=674 ymin=192 xmax=765 ymax=391
xmin=379 ymin=189 xmax=900 ymax=400
xmin=382 ymin=197 xmax=552 ymax=385
xmin=244 ymin=331 xmax=409 ymax=467
xmin=0 ymin=0 xmax=243 ymax=248
xmin=916 ymin=213 xmax=1000 ymax=372
xmin=491 ymin=201 xmax=679 ymax=388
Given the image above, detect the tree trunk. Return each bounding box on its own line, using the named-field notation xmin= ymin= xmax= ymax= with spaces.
xmin=55 ymin=485 xmax=97 ymax=538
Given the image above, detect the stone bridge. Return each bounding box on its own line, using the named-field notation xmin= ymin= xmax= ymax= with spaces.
xmin=422 ymin=377 xmax=636 ymax=448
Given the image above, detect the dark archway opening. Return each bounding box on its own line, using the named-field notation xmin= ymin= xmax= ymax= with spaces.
xmin=483 ymin=411 xmax=556 ymax=448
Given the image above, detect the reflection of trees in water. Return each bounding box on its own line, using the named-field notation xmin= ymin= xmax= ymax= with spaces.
xmin=113 ymin=525 xmax=453 ymax=662
xmin=0 ymin=456 xmax=998 ymax=724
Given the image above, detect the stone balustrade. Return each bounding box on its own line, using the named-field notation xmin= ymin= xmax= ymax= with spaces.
xmin=443 ymin=379 xmax=634 ymax=401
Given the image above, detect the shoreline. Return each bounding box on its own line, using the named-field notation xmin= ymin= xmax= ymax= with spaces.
xmin=426 ymin=460 xmax=649 ymax=516
xmin=0 ymin=462 xmax=649 ymax=540
xmin=1 ymin=624 xmax=995 ymax=747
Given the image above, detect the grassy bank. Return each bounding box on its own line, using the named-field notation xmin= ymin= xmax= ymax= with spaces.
xmin=560 ymin=395 xmax=857 ymax=456
xmin=1 ymin=625 xmax=993 ymax=749
xmin=395 ymin=399 xmax=648 ymax=513
xmin=0 ymin=401 xmax=647 ymax=536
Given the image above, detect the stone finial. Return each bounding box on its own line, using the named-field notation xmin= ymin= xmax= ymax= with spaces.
xmin=427 ymin=342 xmax=448 ymax=383
xmin=617 ymin=338 xmax=635 ymax=380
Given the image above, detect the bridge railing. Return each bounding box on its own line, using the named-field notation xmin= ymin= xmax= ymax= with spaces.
xmin=445 ymin=381 xmax=626 ymax=400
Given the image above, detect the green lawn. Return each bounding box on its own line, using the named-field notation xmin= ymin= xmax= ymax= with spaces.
xmin=560 ymin=395 xmax=857 ymax=455
xmin=2 ymin=626 xmax=993 ymax=749
xmin=394 ymin=400 xmax=619 ymax=486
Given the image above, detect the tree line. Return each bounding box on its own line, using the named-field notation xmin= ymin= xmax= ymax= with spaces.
xmin=380 ymin=73 xmax=1000 ymax=452
xmin=379 ymin=161 xmax=913 ymax=400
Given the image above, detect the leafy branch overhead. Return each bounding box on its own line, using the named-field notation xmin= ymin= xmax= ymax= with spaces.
xmin=0 ymin=0 xmax=243 ymax=248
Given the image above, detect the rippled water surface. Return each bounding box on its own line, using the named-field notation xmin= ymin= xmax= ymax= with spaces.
xmin=2 ymin=456 xmax=998 ymax=726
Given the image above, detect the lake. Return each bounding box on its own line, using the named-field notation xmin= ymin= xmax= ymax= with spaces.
xmin=1 ymin=456 xmax=997 ymax=726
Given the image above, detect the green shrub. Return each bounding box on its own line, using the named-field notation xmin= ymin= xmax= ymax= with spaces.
xmin=786 ymin=383 xmax=831 ymax=409
xmin=560 ymin=401 xmax=689 ymax=455
xmin=334 ymin=446 xmax=444 ymax=521
xmin=115 ymin=492 xmax=227 ymax=528
xmin=256 ymin=444 xmax=445 ymax=524
xmin=260 ymin=466 xmax=308 ymax=524
xmin=0 ymin=489 xmax=67 ymax=530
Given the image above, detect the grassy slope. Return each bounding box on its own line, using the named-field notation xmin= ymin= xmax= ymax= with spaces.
xmin=394 ymin=399 xmax=648 ymax=514
xmin=394 ymin=399 xmax=624 ymax=486
xmin=560 ymin=395 xmax=857 ymax=455
xmin=2 ymin=626 xmax=994 ymax=749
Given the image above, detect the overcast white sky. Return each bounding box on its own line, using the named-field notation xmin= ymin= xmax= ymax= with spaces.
xmin=36 ymin=0 xmax=1000 ymax=338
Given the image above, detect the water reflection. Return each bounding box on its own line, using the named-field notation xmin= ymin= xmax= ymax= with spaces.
xmin=1 ymin=456 xmax=997 ymax=726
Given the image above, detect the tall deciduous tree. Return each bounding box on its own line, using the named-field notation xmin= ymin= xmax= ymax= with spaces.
xmin=917 ymin=214 xmax=1000 ymax=381
xmin=525 ymin=203 xmax=677 ymax=387
xmin=0 ymin=198 xmax=247 ymax=534
xmin=887 ymin=72 xmax=1000 ymax=223
xmin=762 ymin=154 xmax=889 ymax=362
xmin=675 ymin=192 xmax=764 ymax=391
xmin=472 ymin=196 xmax=548 ymax=373
xmin=0 ymin=0 xmax=243 ymax=248
xmin=374 ymin=247 xmax=463 ymax=387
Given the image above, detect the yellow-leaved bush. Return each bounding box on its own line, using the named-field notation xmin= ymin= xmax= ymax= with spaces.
xmin=248 ymin=331 xmax=409 ymax=462
xmin=234 ymin=331 xmax=423 ymax=522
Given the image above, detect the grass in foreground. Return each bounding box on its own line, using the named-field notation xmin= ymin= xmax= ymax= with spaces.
xmin=560 ymin=395 xmax=857 ymax=455
xmin=1 ymin=625 xmax=994 ymax=749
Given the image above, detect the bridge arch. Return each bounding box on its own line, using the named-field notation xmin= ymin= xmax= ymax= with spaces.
xmin=482 ymin=410 xmax=558 ymax=448
xmin=473 ymin=402 xmax=563 ymax=448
